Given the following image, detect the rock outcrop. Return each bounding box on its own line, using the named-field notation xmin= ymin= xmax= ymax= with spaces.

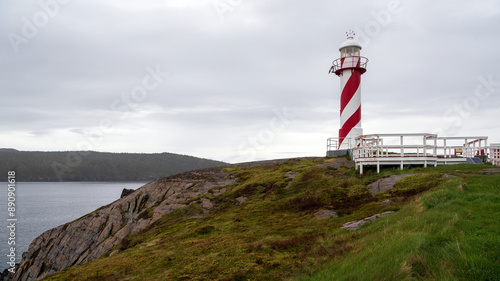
xmin=120 ymin=188 xmax=135 ymax=198
xmin=368 ymin=174 xmax=415 ymax=195
xmin=12 ymin=166 xmax=234 ymax=281
xmin=314 ymin=209 xmax=338 ymax=219
xmin=340 ymin=211 xmax=396 ymax=231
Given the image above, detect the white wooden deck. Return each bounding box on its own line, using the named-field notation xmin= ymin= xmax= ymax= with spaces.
xmin=347 ymin=134 xmax=491 ymax=174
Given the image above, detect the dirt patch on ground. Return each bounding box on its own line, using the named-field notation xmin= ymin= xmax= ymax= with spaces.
xmin=476 ymin=168 xmax=500 ymax=175
xmin=320 ymin=158 xmax=355 ymax=169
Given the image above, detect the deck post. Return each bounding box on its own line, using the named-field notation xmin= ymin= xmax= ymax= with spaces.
xmin=434 ymin=137 xmax=437 ymax=157
xmin=377 ymin=135 xmax=380 ymax=157
xmin=444 ymin=138 xmax=447 ymax=158
xmin=400 ymin=135 xmax=404 ymax=157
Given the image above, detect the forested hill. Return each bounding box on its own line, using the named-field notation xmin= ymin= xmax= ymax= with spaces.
xmin=0 ymin=148 xmax=226 ymax=181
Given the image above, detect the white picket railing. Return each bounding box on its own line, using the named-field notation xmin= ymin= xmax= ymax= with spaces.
xmin=350 ymin=133 xmax=491 ymax=174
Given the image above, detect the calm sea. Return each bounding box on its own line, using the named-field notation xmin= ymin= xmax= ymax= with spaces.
xmin=0 ymin=182 xmax=147 ymax=270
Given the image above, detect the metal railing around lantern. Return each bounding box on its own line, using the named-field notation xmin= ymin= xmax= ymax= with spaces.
xmin=329 ymin=56 xmax=368 ymax=75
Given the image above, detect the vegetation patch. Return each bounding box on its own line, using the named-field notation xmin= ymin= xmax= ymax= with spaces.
xmin=388 ymin=173 xmax=443 ymax=197
xmin=137 ymin=206 xmax=153 ymax=220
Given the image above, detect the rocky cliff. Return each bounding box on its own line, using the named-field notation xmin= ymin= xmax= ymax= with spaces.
xmin=12 ymin=166 xmax=234 ymax=281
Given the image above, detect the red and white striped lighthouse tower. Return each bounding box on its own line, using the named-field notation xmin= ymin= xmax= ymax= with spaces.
xmin=329 ymin=31 xmax=368 ymax=149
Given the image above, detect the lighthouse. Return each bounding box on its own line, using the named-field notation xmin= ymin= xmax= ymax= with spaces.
xmin=329 ymin=31 xmax=368 ymax=149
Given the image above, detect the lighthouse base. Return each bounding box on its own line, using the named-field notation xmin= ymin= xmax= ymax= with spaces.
xmin=326 ymin=149 xmax=353 ymax=159
xmin=339 ymin=127 xmax=363 ymax=150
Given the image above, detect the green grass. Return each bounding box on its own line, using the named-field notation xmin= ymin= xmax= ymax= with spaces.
xmin=300 ymin=173 xmax=500 ymax=281
xmin=42 ymin=160 xmax=500 ymax=281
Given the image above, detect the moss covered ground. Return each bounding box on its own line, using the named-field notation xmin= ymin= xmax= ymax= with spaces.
xmin=43 ymin=158 xmax=500 ymax=281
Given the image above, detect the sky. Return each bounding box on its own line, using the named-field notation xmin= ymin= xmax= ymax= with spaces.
xmin=1 ymin=0 xmax=499 ymax=163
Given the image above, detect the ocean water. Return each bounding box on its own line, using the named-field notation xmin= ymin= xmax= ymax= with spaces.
xmin=0 ymin=181 xmax=147 ymax=270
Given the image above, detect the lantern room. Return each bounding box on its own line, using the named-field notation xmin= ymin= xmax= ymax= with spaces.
xmin=339 ymin=36 xmax=361 ymax=58
xmin=330 ymin=32 xmax=368 ymax=76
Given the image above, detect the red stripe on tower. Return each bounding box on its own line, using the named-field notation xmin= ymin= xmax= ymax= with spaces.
xmin=340 ymin=70 xmax=360 ymax=115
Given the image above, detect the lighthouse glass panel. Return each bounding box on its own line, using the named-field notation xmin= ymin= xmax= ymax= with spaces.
xmin=341 ymin=48 xmax=351 ymax=58
xmin=352 ymin=47 xmax=360 ymax=56
xmin=341 ymin=47 xmax=360 ymax=58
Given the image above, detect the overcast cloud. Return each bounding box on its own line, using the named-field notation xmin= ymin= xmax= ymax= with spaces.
xmin=1 ymin=0 xmax=499 ymax=163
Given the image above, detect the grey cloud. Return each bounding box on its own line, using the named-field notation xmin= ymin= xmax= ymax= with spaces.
xmin=1 ymin=0 xmax=499 ymax=162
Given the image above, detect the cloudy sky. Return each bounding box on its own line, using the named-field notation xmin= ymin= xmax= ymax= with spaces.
xmin=1 ymin=0 xmax=499 ymax=163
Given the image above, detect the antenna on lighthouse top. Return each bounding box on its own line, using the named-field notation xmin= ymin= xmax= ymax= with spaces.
xmin=340 ymin=30 xmax=362 ymax=50
xmin=346 ymin=30 xmax=355 ymax=39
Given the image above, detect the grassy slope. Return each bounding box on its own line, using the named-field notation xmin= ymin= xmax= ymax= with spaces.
xmin=304 ymin=168 xmax=500 ymax=281
xmin=43 ymin=159 xmax=500 ymax=281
